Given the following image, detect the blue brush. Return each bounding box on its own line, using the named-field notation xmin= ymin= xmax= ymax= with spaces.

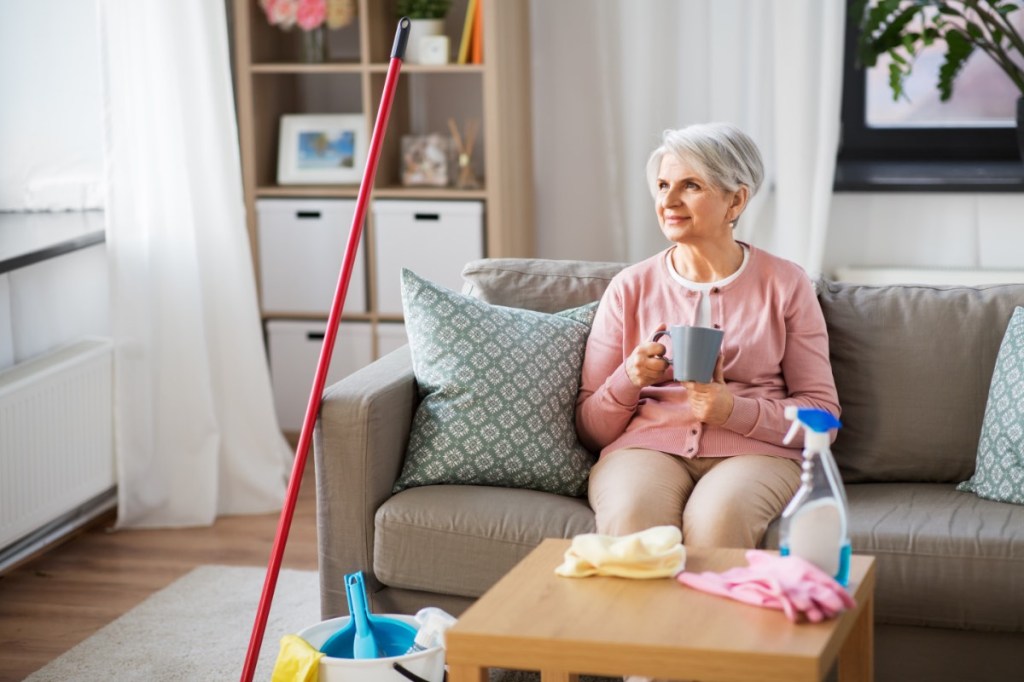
xmin=348 ymin=572 xmax=378 ymax=658
xmin=319 ymin=571 xmax=417 ymax=659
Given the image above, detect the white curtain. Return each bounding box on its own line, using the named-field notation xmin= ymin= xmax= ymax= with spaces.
xmin=98 ymin=1 xmax=289 ymax=527
xmin=531 ymin=0 xmax=846 ymax=277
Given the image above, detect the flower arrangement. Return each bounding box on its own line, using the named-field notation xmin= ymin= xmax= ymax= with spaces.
xmin=260 ymin=0 xmax=327 ymax=31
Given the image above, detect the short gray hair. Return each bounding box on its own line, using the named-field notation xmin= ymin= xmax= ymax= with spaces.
xmin=645 ymin=123 xmax=764 ymax=199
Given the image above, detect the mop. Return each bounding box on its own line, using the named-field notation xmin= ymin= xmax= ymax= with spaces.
xmin=240 ymin=18 xmax=411 ymax=682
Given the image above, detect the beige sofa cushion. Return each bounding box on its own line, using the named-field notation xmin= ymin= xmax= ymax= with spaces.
xmin=819 ymin=281 xmax=1024 ymax=483
xmin=461 ymin=258 xmax=626 ymax=313
xmin=374 ymin=485 xmax=595 ymax=598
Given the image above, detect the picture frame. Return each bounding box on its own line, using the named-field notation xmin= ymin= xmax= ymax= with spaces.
xmin=277 ymin=114 xmax=368 ymax=185
xmin=401 ymin=134 xmax=454 ymax=187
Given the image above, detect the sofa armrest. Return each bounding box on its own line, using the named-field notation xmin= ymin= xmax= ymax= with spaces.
xmin=314 ymin=346 xmax=416 ymax=618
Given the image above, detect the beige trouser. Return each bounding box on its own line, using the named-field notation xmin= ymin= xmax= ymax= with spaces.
xmin=588 ymin=448 xmax=802 ymax=548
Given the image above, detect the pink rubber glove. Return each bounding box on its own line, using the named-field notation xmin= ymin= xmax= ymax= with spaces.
xmin=745 ymin=550 xmax=854 ymax=621
xmin=676 ymin=550 xmax=855 ymax=623
xmin=677 ymin=564 xmax=799 ymax=620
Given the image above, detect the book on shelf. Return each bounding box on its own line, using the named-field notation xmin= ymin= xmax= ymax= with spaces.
xmin=457 ymin=0 xmax=477 ymax=65
xmin=471 ymin=0 xmax=483 ymax=64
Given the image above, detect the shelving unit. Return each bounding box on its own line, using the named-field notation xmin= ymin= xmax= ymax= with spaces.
xmin=231 ymin=0 xmax=533 ymax=431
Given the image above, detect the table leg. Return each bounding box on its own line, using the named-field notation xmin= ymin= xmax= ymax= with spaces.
xmin=540 ymin=672 xmax=579 ymax=682
xmin=838 ymin=591 xmax=874 ymax=682
xmin=447 ymin=663 xmax=489 ymax=682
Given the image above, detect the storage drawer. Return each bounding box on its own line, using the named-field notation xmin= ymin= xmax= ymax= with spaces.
xmin=372 ymin=200 xmax=483 ymax=315
xmin=266 ymin=320 xmax=373 ymax=431
xmin=257 ymin=199 xmax=367 ymax=315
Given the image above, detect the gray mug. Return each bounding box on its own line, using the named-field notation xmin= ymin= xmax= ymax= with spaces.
xmin=651 ymin=325 xmax=724 ymax=383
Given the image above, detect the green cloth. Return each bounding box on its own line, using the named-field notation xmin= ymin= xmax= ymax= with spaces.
xmin=958 ymin=306 xmax=1024 ymax=504
xmin=394 ymin=269 xmax=597 ymax=497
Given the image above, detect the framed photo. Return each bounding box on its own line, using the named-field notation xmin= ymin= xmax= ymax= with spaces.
xmin=401 ymin=134 xmax=454 ymax=187
xmin=277 ymin=114 xmax=368 ymax=185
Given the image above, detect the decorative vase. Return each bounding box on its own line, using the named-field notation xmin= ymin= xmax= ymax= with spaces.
xmin=1017 ymin=97 xmax=1024 ymax=164
xmin=300 ymin=26 xmax=327 ymax=64
xmin=405 ymin=19 xmax=445 ymax=65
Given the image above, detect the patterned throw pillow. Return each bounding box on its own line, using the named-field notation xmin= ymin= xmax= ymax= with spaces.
xmin=394 ymin=269 xmax=598 ymax=497
xmin=957 ymin=306 xmax=1024 ymax=504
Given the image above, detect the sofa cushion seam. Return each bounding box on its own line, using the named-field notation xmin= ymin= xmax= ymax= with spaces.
xmin=378 ymin=518 xmax=559 ymax=548
xmin=858 ymin=548 xmax=1024 ymax=562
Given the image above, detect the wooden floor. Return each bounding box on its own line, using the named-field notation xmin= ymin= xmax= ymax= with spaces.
xmin=0 ymin=455 xmax=318 ymax=681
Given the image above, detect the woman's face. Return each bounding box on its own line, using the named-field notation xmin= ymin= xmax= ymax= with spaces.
xmin=655 ymin=154 xmax=743 ymax=245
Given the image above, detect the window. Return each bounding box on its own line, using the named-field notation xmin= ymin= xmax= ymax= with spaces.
xmin=838 ymin=1 xmax=1020 ymax=166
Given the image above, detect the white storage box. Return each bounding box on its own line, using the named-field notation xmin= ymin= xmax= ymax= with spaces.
xmin=257 ymin=199 xmax=367 ymax=315
xmin=266 ymin=320 xmax=373 ymax=431
xmin=376 ymin=322 xmax=407 ymax=358
xmin=372 ymin=200 xmax=483 ymax=315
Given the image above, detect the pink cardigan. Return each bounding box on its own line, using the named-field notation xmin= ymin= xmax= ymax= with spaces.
xmin=576 ymin=244 xmax=840 ymax=461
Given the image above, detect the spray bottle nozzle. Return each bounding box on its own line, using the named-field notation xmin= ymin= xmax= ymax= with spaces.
xmin=783 ymin=407 xmax=842 ymax=444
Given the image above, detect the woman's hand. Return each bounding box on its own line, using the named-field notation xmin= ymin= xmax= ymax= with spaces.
xmin=684 ymin=355 xmax=733 ymax=425
xmin=625 ymin=328 xmax=670 ymax=388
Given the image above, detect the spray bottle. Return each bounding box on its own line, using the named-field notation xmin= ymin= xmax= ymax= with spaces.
xmin=779 ymin=406 xmax=850 ymax=586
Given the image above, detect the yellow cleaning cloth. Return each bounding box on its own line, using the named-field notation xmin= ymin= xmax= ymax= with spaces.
xmin=271 ymin=634 xmax=324 ymax=682
xmin=555 ymin=525 xmax=686 ymax=579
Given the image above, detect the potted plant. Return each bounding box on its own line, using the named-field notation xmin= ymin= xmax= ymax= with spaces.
xmin=852 ymin=0 xmax=1024 ymax=158
xmin=397 ymin=0 xmax=452 ymax=64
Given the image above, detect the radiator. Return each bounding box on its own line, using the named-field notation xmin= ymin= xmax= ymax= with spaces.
xmin=0 ymin=338 xmax=115 ymax=551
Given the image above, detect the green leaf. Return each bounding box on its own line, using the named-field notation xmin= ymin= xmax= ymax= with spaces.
xmin=888 ymin=61 xmax=908 ymax=101
xmin=396 ymin=0 xmax=451 ymax=20
xmin=995 ymin=3 xmax=1020 ymax=16
xmin=938 ymin=30 xmax=976 ymax=101
xmin=965 ymin=21 xmax=984 ymax=40
xmin=872 ymin=5 xmax=926 ymax=54
xmin=888 ymin=61 xmax=905 ymax=100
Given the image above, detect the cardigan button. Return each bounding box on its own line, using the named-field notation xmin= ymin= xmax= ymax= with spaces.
xmin=713 ymin=323 xmax=721 ymax=329
xmin=691 ymin=429 xmax=698 ymax=435
xmin=711 ymin=287 xmax=720 ymax=293
xmin=687 ymin=447 xmax=694 ymax=453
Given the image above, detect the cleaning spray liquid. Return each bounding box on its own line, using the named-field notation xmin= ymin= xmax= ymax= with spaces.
xmin=778 ymin=406 xmax=851 ymax=586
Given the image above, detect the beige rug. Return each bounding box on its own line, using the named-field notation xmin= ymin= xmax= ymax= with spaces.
xmin=24 ymin=565 xmax=321 ymax=681
xmin=24 ymin=565 xmax=614 ymax=681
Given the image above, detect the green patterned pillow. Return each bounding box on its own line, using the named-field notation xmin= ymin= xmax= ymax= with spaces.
xmin=957 ymin=306 xmax=1024 ymax=504
xmin=394 ymin=269 xmax=598 ymax=497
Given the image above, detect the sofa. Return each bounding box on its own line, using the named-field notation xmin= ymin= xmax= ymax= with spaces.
xmin=314 ymin=258 xmax=1024 ymax=682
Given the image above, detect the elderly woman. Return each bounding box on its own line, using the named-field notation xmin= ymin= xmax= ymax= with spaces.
xmin=576 ymin=123 xmax=840 ymax=549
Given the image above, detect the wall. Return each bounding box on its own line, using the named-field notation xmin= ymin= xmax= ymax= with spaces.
xmin=0 ymin=0 xmax=104 ymax=212
xmin=0 ymin=213 xmax=109 ymax=369
xmin=823 ymin=193 xmax=1023 ymax=275
xmin=0 ymin=0 xmax=109 ymax=368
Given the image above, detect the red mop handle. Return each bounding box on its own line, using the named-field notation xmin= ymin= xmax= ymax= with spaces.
xmin=240 ymin=18 xmax=410 ymax=682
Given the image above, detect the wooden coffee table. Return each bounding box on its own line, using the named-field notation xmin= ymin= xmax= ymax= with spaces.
xmin=446 ymin=539 xmax=875 ymax=682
